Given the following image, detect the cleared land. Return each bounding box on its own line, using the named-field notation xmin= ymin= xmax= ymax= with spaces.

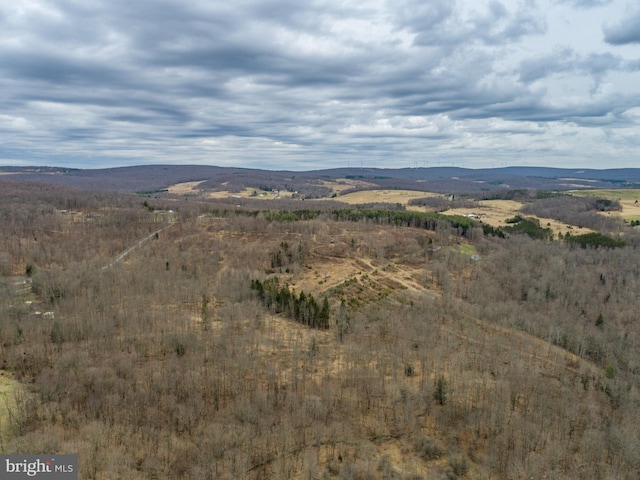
xmin=337 ymin=189 xmax=441 ymax=205
xmin=330 ymin=192 xmax=567 ymax=234
xmin=167 ymin=181 xmax=295 ymax=199
xmin=167 ymin=180 xmax=207 ymax=194
xmin=440 ymin=199 xmax=590 ymax=236
xmin=572 ymin=189 xmax=640 ymax=221
xmin=207 ymin=187 xmax=296 ymax=200
xmin=321 ymin=178 xmax=379 ymax=194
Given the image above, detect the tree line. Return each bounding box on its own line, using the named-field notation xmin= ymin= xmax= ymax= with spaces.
xmin=199 ymin=207 xmax=476 ymax=236
xmin=251 ymin=277 xmax=330 ymax=329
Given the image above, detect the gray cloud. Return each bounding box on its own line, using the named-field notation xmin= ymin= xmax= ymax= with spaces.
xmin=0 ymin=0 xmax=639 ymax=170
xmin=405 ymin=0 xmax=545 ymax=47
xmin=555 ymin=0 xmax=614 ymax=8
xmin=604 ymin=9 xmax=640 ymax=45
xmin=518 ymin=48 xmax=629 ymax=94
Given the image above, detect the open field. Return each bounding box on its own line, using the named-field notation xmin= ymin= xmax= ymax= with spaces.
xmin=167 ymin=180 xmax=207 ymax=194
xmin=572 ymin=189 xmax=640 ymax=221
xmin=207 ymin=187 xmax=297 ymax=200
xmin=167 ymin=181 xmax=299 ymax=200
xmin=440 ymin=199 xmax=524 ymax=227
xmin=571 ymin=188 xmax=640 ymax=201
xmin=337 ymin=189 xmax=441 ymax=205
xmin=440 ymin=199 xmax=593 ymax=236
xmin=321 ymin=178 xmax=379 ymax=194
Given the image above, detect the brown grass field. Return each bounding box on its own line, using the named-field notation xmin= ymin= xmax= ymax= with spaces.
xmin=168 ymin=181 xmax=299 ymax=200
xmin=440 ymin=199 xmax=594 ymax=236
xmin=336 ymin=189 xmax=441 ymax=205
xmin=167 ymin=180 xmax=207 ymax=194
xmin=571 ymin=189 xmax=640 ymax=221
xmin=321 ymin=178 xmax=380 ymax=193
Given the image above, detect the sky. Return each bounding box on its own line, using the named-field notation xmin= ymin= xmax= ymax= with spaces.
xmin=1 ymin=0 xmax=639 ymax=171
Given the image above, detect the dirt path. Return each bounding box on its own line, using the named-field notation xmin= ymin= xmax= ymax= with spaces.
xmin=356 ymin=257 xmax=427 ymax=292
xmin=102 ymin=223 xmax=176 ymax=270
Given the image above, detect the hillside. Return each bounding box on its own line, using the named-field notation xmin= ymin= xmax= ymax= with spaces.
xmin=1 ymin=177 xmax=639 ymax=479
xmin=3 ymin=164 xmax=640 ymax=196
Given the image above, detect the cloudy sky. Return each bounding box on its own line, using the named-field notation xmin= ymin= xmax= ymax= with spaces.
xmin=1 ymin=0 xmax=639 ymax=170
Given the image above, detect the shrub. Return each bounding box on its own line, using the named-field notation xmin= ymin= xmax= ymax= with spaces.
xmin=414 ymin=435 xmax=442 ymax=460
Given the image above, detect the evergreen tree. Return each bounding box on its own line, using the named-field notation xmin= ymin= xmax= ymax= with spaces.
xmin=434 ymin=375 xmax=447 ymax=405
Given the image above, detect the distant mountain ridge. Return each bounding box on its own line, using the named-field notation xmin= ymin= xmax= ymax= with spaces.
xmin=2 ymin=164 xmax=640 ymax=194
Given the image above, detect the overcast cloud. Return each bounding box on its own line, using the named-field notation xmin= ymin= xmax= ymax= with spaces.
xmin=1 ymin=0 xmax=639 ymax=170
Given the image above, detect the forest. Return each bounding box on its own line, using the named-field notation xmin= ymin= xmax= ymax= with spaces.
xmin=1 ymin=177 xmax=639 ymax=479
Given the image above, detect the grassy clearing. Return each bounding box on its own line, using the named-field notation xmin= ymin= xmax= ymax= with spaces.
xmin=459 ymin=244 xmax=477 ymax=256
xmin=320 ymin=178 xmax=379 ymax=194
xmin=167 ymin=182 xmax=296 ymax=199
xmin=572 ymin=189 xmax=640 ymax=221
xmin=337 ymin=189 xmax=441 ymax=205
xmin=441 ymin=199 xmax=591 ymax=237
xmin=571 ymin=189 xmax=640 ymax=201
xmin=439 ymin=200 xmax=523 ymax=228
xmin=167 ymin=180 xmax=207 ymax=194
xmin=207 ymin=188 xmax=296 ymax=200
